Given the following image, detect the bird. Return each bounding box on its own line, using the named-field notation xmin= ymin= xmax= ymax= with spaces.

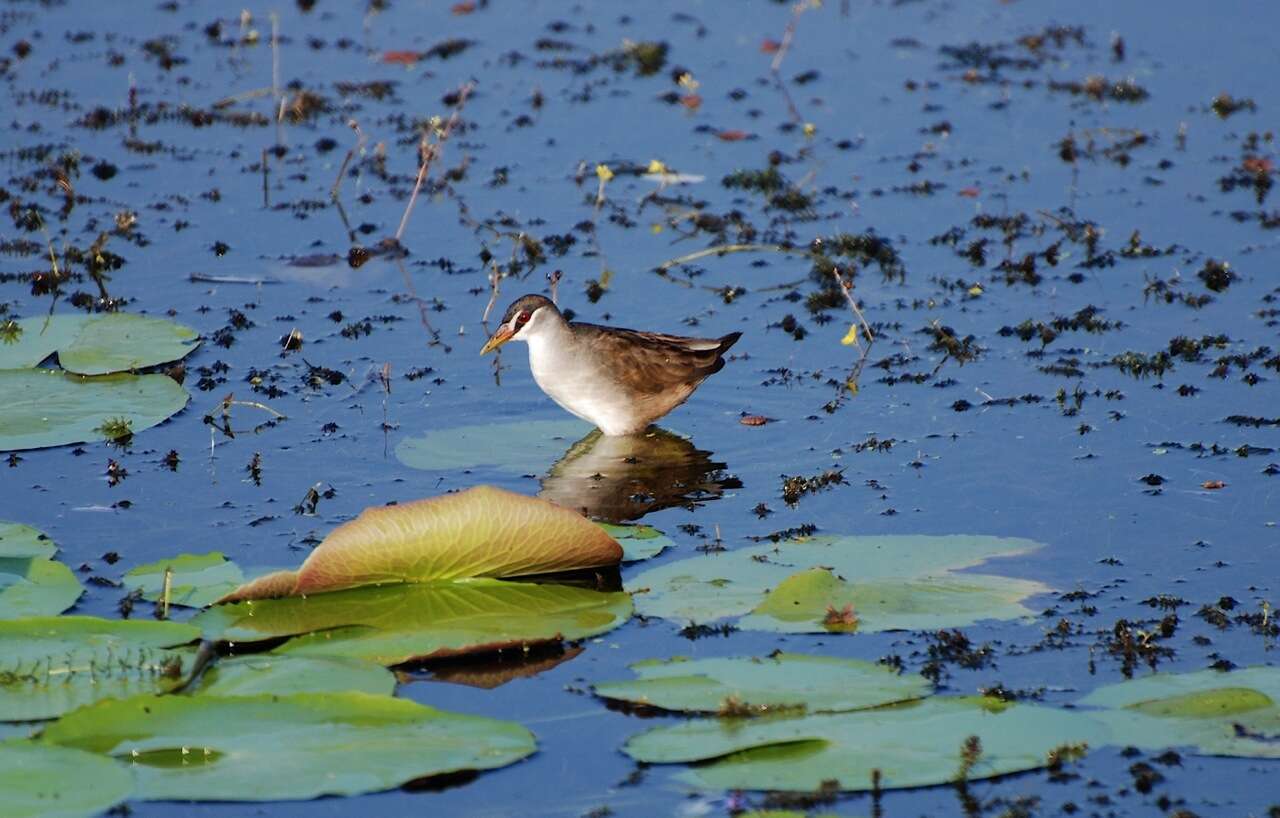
xmin=480 ymin=294 xmax=742 ymax=436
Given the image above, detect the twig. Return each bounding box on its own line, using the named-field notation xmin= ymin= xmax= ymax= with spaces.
xmin=209 ymin=394 xmax=287 ymax=420
xmin=654 ymin=243 xmax=809 ymax=273
xmin=212 ymin=86 xmax=272 ymax=110
xmin=769 ymin=1 xmax=818 ymax=125
xmin=482 ymin=262 xmax=501 ymax=323
xmin=393 ymin=256 xmax=449 ymax=351
xmin=270 ymin=12 xmax=282 ymax=149
xmin=832 ymin=265 xmax=874 ymax=342
xmin=394 ymin=81 xmax=474 ymax=243
xmin=160 ymin=567 xmax=173 ymax=620
xmin=261 ymin=147 xmax=269 ymax=208
xmin=330 ymin=119 xmax=368 ymax=202
xmin=188 ymin=273 xmax=279 ymax=285
xmin=548 ymin=269 xmax=562 ymax=305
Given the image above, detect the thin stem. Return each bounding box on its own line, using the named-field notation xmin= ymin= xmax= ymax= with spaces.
xmin=653 ymin=243 xmax=809 ymax=273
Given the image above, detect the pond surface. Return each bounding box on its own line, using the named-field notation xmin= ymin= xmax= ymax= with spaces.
xmin=1 ymin=0 xmax=1277 ymax=815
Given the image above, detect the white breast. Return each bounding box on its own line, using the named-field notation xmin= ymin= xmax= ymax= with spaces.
xmin=525 ymin=329 xmax=641 ymax=435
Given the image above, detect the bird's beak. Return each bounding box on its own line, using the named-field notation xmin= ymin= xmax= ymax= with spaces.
xmin=480 ymin=324 xmax=514 ymax=355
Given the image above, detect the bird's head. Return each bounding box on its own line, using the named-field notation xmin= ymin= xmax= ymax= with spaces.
xmin=480 ymin=294 xmax=560 ymax=354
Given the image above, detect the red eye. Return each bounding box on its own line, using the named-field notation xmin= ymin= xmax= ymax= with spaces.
xmin=517 ymin=311 xmax=531 ymax=325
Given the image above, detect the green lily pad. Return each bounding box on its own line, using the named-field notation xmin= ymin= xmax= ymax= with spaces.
xmin=1078 ymin=666 xmax=1280 ymax=758
xmin=395 ymin=418 xmax=590 ymax=473
xmin=40 ymin=692 xmax=535 ymax=801
xmin=196 ymin=579 xmax=632 ymax=665
xmin=0 ymin=523 xmax=56 ymax=559
xmin=600 ymin=523 xmax=673 ymax=562
xmin=594 ymin=653 xmax=930 ymax=715
xmin=0 ymin=616 xmax=200 ymax=721
xmin=124 ymin=552 xmax=245 ymax=609
xmin=0 ymin=559 xmax=83 ymax=619
xmin=629 ymin=535 xmax=1048 ymax=634
xmin=624 ymin=697 xmax=1106 ymax=792
xmin=0 ymin=739 xmax=133 ymax=818
xmin=56 ymin=313 xmax=200 ymax=376
xmin=0 ymin=369 xmax=190 ymax=451
xmin=190 ymin=655 xmax=396 ymax=697
xmin=0 ymin=315 xmax=91 ymax=369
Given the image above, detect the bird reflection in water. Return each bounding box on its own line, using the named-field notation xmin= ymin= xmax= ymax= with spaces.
xmin=538 ymin=427 xmax=741 ymax=523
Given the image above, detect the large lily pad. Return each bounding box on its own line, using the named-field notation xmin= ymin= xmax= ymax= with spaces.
xmin=629 ymin=535 xmax=1048 ymax=633
xmin=0 ymin=559 xmax=83 ymax=619
xmin=0 ymin=369 xmax=190 ymax=451
xmin=197 ymin=579 xmax=632 ymax=665
xmin=395 ymin=418 xmax=589 ymax=473
xmin=38 ymin=692 xmax=536 ymax=801
xmin=124 ymin=552 xmax=245 ymax=609
xmin=0 ymin=739 xmax=133 ymax=818
xmin=0 ymin=523 xmax=56 ymax=559
xmin=191 ymin=655 xmax=396 ymax=697
xmin=0 ymin=616 xmax=199 ymax=721
xmin=219 ymin=486 xmax=622 ymax=600
xmin=593 ymin=653 xmax=930 ymax=715
xmin=624 ymin=697 xmax=1106 ymax=792
xmin=55 ymin=313 xmax=200 ymax=376
xmin=1077 ymin=666 xmax=1280 ymax=759
xmin=0 ymin=315 xmax=91 ymax=369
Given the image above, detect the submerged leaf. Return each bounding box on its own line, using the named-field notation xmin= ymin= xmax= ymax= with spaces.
xmin=624 ymin=697 xmax=1106 ymax=791
xmin=124 ymin=552 xmax=245 ymax=608
xmin=0 ymin=315 xmax=91 ymax=370
xmin=0 ymin=370 xmax=189 ymax=451
xmin=0 ymin=559 xmax=83 ymax=619
xmin=1078 ymin=666 xmax=1280 ymax=758
xmin=197 ymin=579 xmax=632 ymax=665
xmin=599 ymin=523 xmax=673 ymax=562
xmin=190 ymin=655 xmax=395 ymax=698
xmin=395 ymin=419 xmax=589 ymax=474
xmin=0 ymin=523 xmax=57 ymax=560
xmin=56 ymin=313 xmax=200 ymax=376
xmin=0 ymin=617 xmax=199 ymax=721
xmin=39 ymin=692 xmax=536 ymax=801
xmin=221 ymin=486 xmax=622 ymax=600
xmin=594 ymin=653 xmax=929 ymax=715
xmin=0 ymin=740 xmax=133 ymax=818
xmin=629 ymin=535 xmax=1048 ymax=633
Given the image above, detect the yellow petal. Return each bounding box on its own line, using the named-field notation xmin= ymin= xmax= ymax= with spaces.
xmin=840 ymin=324 xmax=860 ymax=346
xmin=968 ymin=284 xmax=983 ymax=296
xmin=595 ymin=163 xmax=614 ymax=182
xmin=803 ymin=122 xmax=817 ymax=138
xmin=647 ymin=159 xmax=667 ymax=174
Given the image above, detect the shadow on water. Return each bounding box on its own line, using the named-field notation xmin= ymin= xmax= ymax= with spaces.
xmin=538 ymin=427 xmax=742 ymax=523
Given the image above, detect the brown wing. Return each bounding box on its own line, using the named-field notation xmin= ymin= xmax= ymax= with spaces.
xmin=573 ymin=323 xmax=742 ymax=396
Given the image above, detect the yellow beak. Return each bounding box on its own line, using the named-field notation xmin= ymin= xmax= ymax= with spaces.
xmin=480 ymin=324 xmax=515 ymax=355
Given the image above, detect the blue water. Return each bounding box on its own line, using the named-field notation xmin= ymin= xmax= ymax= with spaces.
xmin=1 ymin=1 xmax=1277 ymax=815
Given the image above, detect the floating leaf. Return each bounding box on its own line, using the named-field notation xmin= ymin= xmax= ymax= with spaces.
xmin=0 ymin=740 xmax=133 ymax=818
xmin=1078 ymin=666 xmax=1280 ymax=758
xmin=39 ymin=692 xmax=536 ymax=801
xmin=599 ymin=523 xmax=673 ymax=562
xmin=124 ymin=552 xmax=245 ymax=609
xmin=220 ymin=486 xmax=622 ymax=600
xmin=0 ymin=617 xmax=199 ymax=721
xmin=594 ymin=653 xmax=929 ymax=715
xmin=191 ymin=655 xmax=395 ymax=698
xmin=629 ymin=535 xmax=1048 ymax=633
xmin=0 ymin=315 xmax=91 ymax=370
xmin=0 ymin=370 xmax=189 ymax=451
xmin=395 ymin=419 xmax=589 ymax=474
xmin=0 ymin=559 xmax=82 ymax=619
xmin=55 ymin=313 xmax=200 ymax=376
xmin=198 ymin=579 xmax=631 ymax=665
xmin=0 ymin=523 xmax=56 ymax=559
xmin=624 ymin=697 xmax=1106 ymax=792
